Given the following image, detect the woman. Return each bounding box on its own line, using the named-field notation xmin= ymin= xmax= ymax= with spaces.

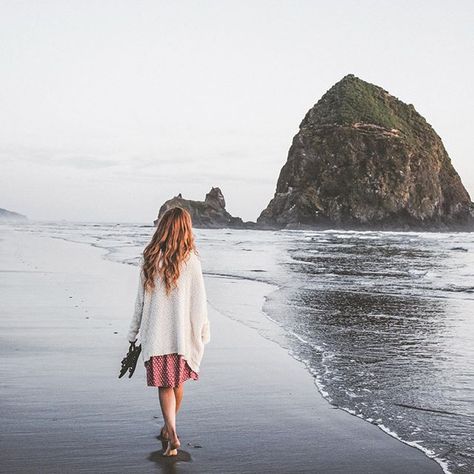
xmin=127 ymin=207 xmax=210 ymax=457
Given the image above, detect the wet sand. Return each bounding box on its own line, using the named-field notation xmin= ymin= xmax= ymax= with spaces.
xmin=0 ymin=227 xmax=443 ymax=473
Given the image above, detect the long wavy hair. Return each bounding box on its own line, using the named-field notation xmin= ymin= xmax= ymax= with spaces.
xmin=142 ymin=207 xmax=196 ymax=295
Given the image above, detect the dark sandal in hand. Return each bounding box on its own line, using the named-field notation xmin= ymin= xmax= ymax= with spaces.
xmin=118 ymin=341 xmax=142 ymax=378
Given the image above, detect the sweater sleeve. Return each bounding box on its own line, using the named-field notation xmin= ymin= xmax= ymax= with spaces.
xmin=127 ymin=263 xmax=145 ymax=342
xmin=191 ymin=254 xmax=210 ymax=344
xmin=201 ymin=318 xmax=211 ymax=344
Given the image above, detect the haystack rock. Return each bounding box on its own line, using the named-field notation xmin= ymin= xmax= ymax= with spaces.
xmin=0 ymin=208 xmax=27 ymax=222
xmin=258 ymin=75 xmax=473 ymax=230
xmin=155 ymin=187 xmax=253 ymax=229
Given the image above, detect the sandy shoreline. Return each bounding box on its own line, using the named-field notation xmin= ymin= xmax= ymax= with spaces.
xmin=0 ymin=227 xmax=442 ymax=473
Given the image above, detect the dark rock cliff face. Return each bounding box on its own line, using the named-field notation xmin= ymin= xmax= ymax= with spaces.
xmin=155 ymin=187 xmax=252 ymax=229
xmin=0 ymin=208 xmax=27 ymax=222
xmin=258 ymin=75 xmax=473 ymax=230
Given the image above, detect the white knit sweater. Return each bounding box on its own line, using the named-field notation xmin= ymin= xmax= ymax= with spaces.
xmin=127 ymin=251 xmax=210 ymax=373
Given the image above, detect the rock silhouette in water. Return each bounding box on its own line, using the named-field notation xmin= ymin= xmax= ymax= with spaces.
xmin=258 ymin=74 xmax=473 ymax=230
xmin=155 ymin=187 xmax=251 ymax=228
xmin=0 ymin=208 xmax=27 ymax=222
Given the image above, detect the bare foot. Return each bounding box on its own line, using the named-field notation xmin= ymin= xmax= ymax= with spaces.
xmin=160 ymin=425 xmax=169 ymax=440
xmin=170 ymin=435 xmax=180 ymax=450
xmin=160 ymin=425 xmax=181 ymax=442
xmin=162 ymin=439 xmax=179 ymax=457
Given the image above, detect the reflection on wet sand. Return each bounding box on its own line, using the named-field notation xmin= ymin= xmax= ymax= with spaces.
xmin=148 ymin=444 xmax=192 ymax=473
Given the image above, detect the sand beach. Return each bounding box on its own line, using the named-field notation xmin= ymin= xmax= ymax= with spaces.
xmin=0 ymin=227 xmax=443 ymax=473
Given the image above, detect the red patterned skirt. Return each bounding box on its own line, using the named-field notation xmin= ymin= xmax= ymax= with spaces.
xmin=145 ymin=353 xmax=199 ymax=388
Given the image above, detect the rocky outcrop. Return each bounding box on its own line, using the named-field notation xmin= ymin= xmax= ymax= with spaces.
xmin=258 ymin=74 xmax=473 ymax=230
xmin=0 ymin=208 xmax=27 ymax=222
xmin=155 ymin=187 xmax=254 ymax=229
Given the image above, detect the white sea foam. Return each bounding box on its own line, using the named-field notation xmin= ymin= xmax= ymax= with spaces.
xmin=377 ymin=424 xmax=452 ymax=474
xmin=288 ymin=330 xmax=309 ymax=344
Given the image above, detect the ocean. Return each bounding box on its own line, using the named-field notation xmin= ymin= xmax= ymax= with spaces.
xmin=9 ymin=221 xmax=474 ymax=473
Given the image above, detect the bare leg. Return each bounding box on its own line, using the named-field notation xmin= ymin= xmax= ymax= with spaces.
xmin=161 ymin=383 xmax=184 ymax=439
xmin=159 ymin=387 xmax=180 ymax=456
xmin=174 ymin=383 xmax=184 ymax=413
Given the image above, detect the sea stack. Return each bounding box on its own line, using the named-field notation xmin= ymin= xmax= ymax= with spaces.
xmin=155 ymin=187 xmax=252 ymax=229
xmin=258 ymin=75 xmax=473 ymax=230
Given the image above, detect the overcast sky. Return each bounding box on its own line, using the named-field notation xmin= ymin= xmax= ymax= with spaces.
xmin=0 ymin=0 xmax=472 ymax=223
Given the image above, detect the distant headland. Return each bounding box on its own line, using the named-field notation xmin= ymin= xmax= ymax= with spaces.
xmin=0 ymin=208 xmax=27 ymax=223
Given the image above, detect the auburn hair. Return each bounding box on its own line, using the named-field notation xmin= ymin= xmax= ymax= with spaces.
xmin=142 ymin=207 xmax=196 ymax=295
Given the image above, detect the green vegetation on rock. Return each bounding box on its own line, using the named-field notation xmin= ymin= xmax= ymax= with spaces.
xmin=306 ymin=75 xmax=429 ymax=142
